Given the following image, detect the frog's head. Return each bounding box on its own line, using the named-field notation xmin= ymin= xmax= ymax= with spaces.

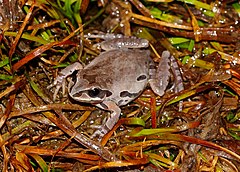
xmin=69 ymin=78 xmax=112 ymax=104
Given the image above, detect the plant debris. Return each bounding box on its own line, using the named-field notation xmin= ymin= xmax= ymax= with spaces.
xmin=0 ymin=0 xmax=239 ymax=171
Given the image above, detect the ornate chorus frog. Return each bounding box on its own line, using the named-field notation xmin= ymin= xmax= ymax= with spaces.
xmin=48 ymin=34 xmax=182 ymax=139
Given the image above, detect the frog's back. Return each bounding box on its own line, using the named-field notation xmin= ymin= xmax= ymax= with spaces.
xmin=83 ymin=49 xmax=152 ymax=106
xmin=85 ymin=49 xmax=150 ymax=69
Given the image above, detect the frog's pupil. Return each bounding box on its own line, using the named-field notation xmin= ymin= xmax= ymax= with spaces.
xmin=88 ymin=88 xmax=100 ymax=97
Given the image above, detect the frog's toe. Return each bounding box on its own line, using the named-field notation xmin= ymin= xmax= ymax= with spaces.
xmin=47 ymin=83 xmax=55 ymax=89
xmin=48 ymin=77 xmax=68 ymax=101
xmin=91 ymin=130 xmax=104 ymax=141
xmin=52 ymin=85 xmax=62 ymax=101
xmin=91 ymin=126 xmax=109 ymax=140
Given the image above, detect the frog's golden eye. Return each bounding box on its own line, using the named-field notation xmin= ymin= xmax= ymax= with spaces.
xmin=88 ymin=88 xmax=101 ymax=97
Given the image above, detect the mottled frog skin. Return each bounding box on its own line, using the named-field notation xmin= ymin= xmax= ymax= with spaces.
xmin=70 ymin=48 xmax=151 ymax=106
xmin=48 ymin=34 xmax=182 ymax=139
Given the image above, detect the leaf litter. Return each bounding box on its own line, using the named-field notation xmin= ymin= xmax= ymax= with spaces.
xmin=0 ymin=0 xmax=239 ymax=171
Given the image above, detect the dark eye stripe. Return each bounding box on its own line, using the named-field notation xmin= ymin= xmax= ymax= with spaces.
xmin=72 ymin=92 xmax=82 ymax=97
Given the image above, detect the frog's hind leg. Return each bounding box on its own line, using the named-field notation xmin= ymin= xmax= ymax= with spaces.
xmin=84 ymin=33 xmax=125 ymax=40
xmin=99 ymin=37 xmax=149 ymax=51
xmin=149 ymin=51 xmax=184 ymax=110
xmin=85 ymin=33 xmax=149 ymax=51
xmin=149 ymin=51 xmax=171 ymax=96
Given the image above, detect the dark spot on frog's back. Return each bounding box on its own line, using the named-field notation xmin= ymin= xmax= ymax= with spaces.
xmin=117 ymin=99 xmax=130 ymax=106
xmin=120 ymin=91 xmax=139 ymax=98
xmin=137 ymin=75 xmax=147 ymax=81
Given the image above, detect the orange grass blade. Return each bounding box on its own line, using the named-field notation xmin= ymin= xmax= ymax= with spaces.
xmin=15 ymin=152 xmax=34 ymax=171
xmin=150 ymin=97 xmax=157 ymax=128
xmin=145 ymin=134 xmax=240 ymax=161
xmin=131 ymin=13 xmax=193 ymax=30
xmin=12 ymin=27 xmax=81 ymax=72
xmin=0 ymin=76 xmax=26 ymax=99
xmin=9 ymin=3 xmax=35 ymax=59
xmin=101 ymin=118 xmax=145 ymax=146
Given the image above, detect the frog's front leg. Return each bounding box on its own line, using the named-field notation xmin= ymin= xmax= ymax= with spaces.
xmin=48 ymin=62 xmax=83 ymax=100
xmin=91 ymin=101 xmax=121 ymax=139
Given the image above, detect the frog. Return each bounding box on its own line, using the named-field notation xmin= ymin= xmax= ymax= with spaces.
xmin=48 ymin=34 xmax=183 ymax=139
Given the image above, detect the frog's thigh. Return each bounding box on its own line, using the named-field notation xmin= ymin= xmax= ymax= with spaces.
xmin=97 ymin=101 xmax=121 ymax=131
xmin=149 ymin=51 xmax=171 ymax=96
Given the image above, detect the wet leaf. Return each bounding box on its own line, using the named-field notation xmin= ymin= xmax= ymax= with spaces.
xmin=0 ymin=0 xmax=240 ymax=171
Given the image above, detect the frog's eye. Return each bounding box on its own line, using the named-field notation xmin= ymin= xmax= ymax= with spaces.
xmin=88 ymin=88 xmax=101 ymax=97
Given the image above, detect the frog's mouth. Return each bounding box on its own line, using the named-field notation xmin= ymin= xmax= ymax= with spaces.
xmin=69 ymin=91 xmax=102 ymax=103
xmin=69 ymin=88 xmax=112 ymax=104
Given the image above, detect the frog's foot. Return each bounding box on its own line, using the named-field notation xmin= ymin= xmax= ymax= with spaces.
xmin=84 ymin=33 xmax=125 ymax=40
xmin=85 ymin=33 xmax=149 ymax=51
xmin=91 ymin=125 xmax=110 ymax=140
xmin=47 ymin=62 xmax=83 ymax=101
